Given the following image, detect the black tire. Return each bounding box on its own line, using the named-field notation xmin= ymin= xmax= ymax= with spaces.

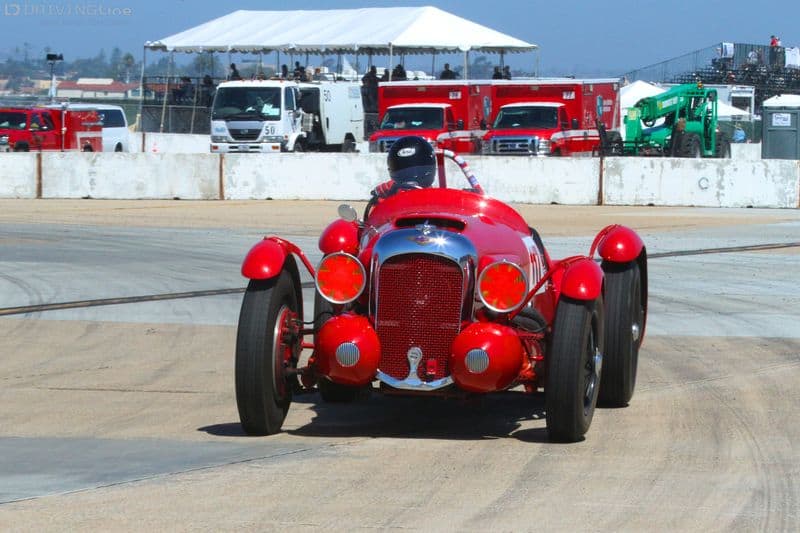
xmin=14 ymin=142 xmax=29 ymax=152
xmin=292 ymin=139 xmax=304 ymax=152
xmin=679 ymin=133 xmax=701 ymax=158
xmin=114 ymin=143 xmax=123 ymax=152
xmin=715 ymin=134 xmax=731 ymax=158
xmin=235 ymin=269 xmax=300 ymax=435
xmin=313 ymin=291 xmax=367 ymax=403
xmin=546 ymin=296 xmax=604 ymax=442
xmin=82 ymin=145 xmax=94 ymax=152
xmin=599 ymin=261 xmax=644 ymax=407
xmin=342 ymin=138 xmax=357 ymax=153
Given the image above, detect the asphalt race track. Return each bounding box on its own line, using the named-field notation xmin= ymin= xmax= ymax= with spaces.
xmin=1 ymin=200 xmax=799 ymax=531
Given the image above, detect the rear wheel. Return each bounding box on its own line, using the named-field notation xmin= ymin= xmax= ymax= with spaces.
xmin=235 ymin=269 xmax=300 ymax=435
xmin=14 ymin=142 xmax=29 ymax=152
xmin=599 ymin=261 xmax=644 ymax=407
xmin=292 ymin=139 xmax=305 ymax=153
xmin=313 ymin=291 xmax=368 ymax=403
xmin=546 ymin=296 xmax=604 ymax=442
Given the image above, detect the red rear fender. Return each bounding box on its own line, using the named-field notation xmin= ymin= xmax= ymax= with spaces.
xmin=593 ymin=225 xmax=644 ymax=264
xmin=560 ymin=258 xmax=603 ymax=301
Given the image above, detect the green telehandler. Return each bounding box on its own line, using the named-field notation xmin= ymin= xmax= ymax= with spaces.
xmin=621 ymin=83 xmax=730 ymax=158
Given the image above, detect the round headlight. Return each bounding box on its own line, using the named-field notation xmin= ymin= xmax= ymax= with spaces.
xmin=316 ymin=252 xmax=366 ymax=304
xmin=478 ymin=261 xmax=527 ymax=313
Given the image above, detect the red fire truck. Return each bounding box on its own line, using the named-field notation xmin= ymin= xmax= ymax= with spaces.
xmin=482 ymin=79 xmax=620 ymax=156
xmin=0 ymin=106 xmax=102 ymax=152
xmin=369 ymin=81 xmax=492 ymax=154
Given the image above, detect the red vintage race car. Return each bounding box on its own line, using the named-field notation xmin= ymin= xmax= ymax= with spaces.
xmin=235 ymin=137 xmax=648 ymax=442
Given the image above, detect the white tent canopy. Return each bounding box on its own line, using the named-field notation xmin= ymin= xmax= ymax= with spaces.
xmin=762 ymin=94 xmax=800 ymax=107
xmin=145 ymin=6 xmax=537 ymax=55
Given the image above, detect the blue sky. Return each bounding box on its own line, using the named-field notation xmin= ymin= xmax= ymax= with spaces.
xmin=1 ymin=0 xmax=798 ymax=76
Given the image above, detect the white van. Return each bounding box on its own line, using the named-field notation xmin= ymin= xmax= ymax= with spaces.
xmin=48 ymin=103 xmax=130 ymax=152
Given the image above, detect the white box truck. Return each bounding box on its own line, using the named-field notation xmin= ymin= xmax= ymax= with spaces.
xmin=210 ymin=79 xmax=363 ymax=153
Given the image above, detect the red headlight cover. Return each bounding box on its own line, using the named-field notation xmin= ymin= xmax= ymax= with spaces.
xmin=316 ymin=252 xmax=366 ymax=304
xmin=478 ymin=261 xmax=527 ymax=313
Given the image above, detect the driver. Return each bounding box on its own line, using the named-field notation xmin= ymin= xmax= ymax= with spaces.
xmin=371 ymin=136 xmax=436 ymax=199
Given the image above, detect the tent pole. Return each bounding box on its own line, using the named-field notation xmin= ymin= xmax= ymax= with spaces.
xmin=463 ymin=50 xmax=468 ymax=80
xmin=368 ymin=52 xmax=372 ymax=69
xmin=276 ymin=50 xmax=280 ymax=77
xmin=432 ymin=51 xmax=436 ymax=79
xmin=227 ymin=51 xmax=232 ymax=77
xmin=160 ymin=51 xmax=173 ymax=133
xmin=388 ymin=43 xmax=393 ymax=81
xmin=500 ymin=50 xmax=505 ymax=68
xmin=138 ymin=46 xmax=146 ymax=133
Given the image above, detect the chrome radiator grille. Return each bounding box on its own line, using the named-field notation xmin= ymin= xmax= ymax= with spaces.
xmin=375 ymin=254 xmax=463 ymax=381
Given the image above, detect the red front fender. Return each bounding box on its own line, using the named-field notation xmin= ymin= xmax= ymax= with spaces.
xmin=560 ymin=258 xmax=603 ymax=301
xmin=241 ymin=238 xmax=287 ymax=280
xmin=241 ymin=237 xmax=317 ymax=280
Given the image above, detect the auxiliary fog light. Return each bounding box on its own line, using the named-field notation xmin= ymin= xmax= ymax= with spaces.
xmin=335 ymin=342 xmax=360 ymax=367
xmin=465 ymin=348 xmax=489 ymax=374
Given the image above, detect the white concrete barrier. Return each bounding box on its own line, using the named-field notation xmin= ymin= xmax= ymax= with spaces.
xmin=603 ymin=157 xmax=799 ymax=208
xmin=42 ymin=153 xmax=220 ymax=200
xmin=4 ymin=150 xmax=797 ymax=207
xmin=224 ymin=153 xmax=383 ymax=200
xmin=470 ymin=157 xmax=599 ymax=205
xmin=0 ymin=153 xmax=37 ymax=199
xmin=731 ymin=143 xmax=762 ymax=160
xmin=128 ymin=132 xmax=210 ymax=154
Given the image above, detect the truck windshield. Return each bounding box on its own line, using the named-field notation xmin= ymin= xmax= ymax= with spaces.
xmin=0 ymin=111 xmax=27 ymax=130
xmin=493 ymin=107 xmax=558 ymax=129
xmin=211 ymin=87 xmax=282 ymax=121
xmin=380 ymin=108 xmax=443 ymax=130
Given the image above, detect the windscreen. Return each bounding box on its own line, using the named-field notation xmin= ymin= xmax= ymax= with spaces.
xmin=211 ymin=87 xmax=282 ymax=120
xmin=380 ymin=108 xmax=443 ymax=130
xmin=493 ymin=106 xmax=558 ymax=129
xmin=0 ymin=111 xmax=27 ymax=130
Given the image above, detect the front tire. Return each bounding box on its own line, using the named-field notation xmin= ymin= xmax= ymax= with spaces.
xmin=679 ymin=133 xmax=701 ymax=158
xmin=599 ymin=261 xmax=644 ymax=407
xmin=235 ymin=270 xmax=300 ymax=435
xmin=546 ymin=296 xmax=604 ymax=442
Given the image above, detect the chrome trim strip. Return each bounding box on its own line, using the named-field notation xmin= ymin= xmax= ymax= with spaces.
xmin=376 ymin=370 xmax=454 ymax=391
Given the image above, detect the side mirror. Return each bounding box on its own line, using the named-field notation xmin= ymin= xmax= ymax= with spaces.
xmin=571 ymin=118 xmax=580 ymax=129
xmin=456 ymin=119 xmax=464 ymax=130
xmin=338 ymin=204 xmax=358 ymax=222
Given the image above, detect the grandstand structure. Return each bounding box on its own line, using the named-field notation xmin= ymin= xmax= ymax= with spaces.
xmin=625 ymin=43 xmax=800 ymax=114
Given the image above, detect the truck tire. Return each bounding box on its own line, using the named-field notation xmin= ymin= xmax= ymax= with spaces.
xmin=679 ymin=133 xmax=701 ymax=158
xmin=14 ymin=142 xmax=29 ymax=152
xmin=114 ymin=143 xmax=123 ymax=152
xmin=292 ymin=140 xmax=304 ymax=153
xmin=342 ymin=138 xmax=357 ymax=153
xmin=715 ymin=134 xmax=731 ymax=158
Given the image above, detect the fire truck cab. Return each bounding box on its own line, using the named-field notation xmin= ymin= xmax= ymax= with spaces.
xmin=369 ymin=81 xmax=492 ymax=154
xmin=482 ymin=79 xmax=620 ymax=156
xmin=0 ymin=106 xmax=102 ymax=152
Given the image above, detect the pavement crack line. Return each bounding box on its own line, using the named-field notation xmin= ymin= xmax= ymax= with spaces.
xmin=0 ymin=242 xmax=797 ymax=318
